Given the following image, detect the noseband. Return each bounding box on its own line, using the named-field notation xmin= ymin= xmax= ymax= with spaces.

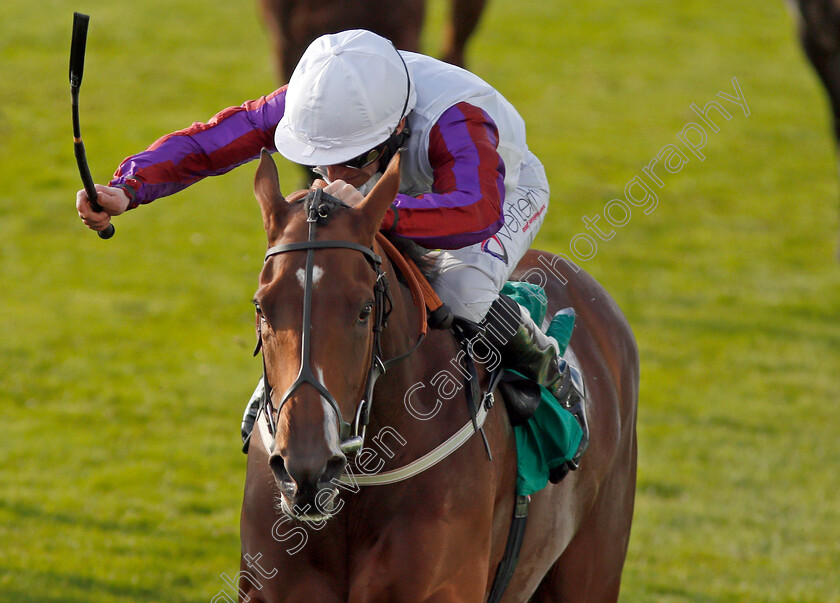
xmin=255 ymin=189 xmax=417 ymax=455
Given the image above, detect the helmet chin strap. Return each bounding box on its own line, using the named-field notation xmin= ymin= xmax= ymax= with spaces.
xmin=375 ymin=42 xmax=412 ymax=170
xmin=376 ymin=124 xmax=410 ymax=171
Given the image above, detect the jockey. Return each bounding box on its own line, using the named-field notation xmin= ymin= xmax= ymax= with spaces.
xmin=75 ymin=29 xmax=588 ymax=472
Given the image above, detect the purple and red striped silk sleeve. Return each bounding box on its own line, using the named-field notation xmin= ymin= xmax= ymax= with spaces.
xmin=382 ymin=102 xmax=506 ymax=249
xmin=110 ymin=87 xmax=287 ymax=207
xmin=110 ymin=94 xmax=505 ymax=251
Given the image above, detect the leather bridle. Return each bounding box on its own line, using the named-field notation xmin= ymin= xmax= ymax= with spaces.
xmin=254 ymin=189 xmax=422 ymax=455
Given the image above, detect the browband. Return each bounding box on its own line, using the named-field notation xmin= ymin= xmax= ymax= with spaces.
xmin=266 ymin=240 xmax=382 ymax=265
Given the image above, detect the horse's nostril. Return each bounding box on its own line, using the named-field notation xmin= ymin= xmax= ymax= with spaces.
xmin=268 ymin=453 xmax=284 ymax=473
xmin=321 ymin=455 xmax=347 ymax=487
xmin=269 ymin=454 xmax=294 ymax=488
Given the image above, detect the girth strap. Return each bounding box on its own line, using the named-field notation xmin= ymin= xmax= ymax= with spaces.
xmin=486 ymin=494 xmax=531 ymax=603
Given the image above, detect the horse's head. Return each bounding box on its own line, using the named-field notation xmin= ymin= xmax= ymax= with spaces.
xmin=252 ymin=149 xmax=401 ymax=520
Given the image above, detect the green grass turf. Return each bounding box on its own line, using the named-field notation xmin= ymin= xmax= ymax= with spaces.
xmin=1 ymin=0 xmax=839 ymax=600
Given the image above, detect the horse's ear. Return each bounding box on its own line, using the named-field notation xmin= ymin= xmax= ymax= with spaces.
xmin=254 ymin=148 xmax=288 ymax=239
xmin=354 ymin=151 xmax=402 ymax=242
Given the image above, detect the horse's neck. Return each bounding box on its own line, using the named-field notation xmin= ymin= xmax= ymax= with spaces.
xmin=379 ymin=251 xmax=420 ymax=365
xmin=372 ymin=252 xmax=469 ymax=428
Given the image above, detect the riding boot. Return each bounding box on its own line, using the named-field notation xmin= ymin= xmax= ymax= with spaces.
xmin=480 ymin=295 xmax=589 ymax=477
xmin=241 ymin=380 xmax=264 ymax=454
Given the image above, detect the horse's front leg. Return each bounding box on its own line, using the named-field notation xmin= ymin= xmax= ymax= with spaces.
xmin=237 ymin=573 xmax=345 ymax=603
xmin=236 ymin=530 xmax=349 ymax=603
xmin=347 ymin=536 xmax=491 ymax=603
xmin=346 ymin=497 xmax=507 ymax=603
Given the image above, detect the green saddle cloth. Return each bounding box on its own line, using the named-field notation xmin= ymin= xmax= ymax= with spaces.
xmin=499 ymin=282 xmax=583 ymax=496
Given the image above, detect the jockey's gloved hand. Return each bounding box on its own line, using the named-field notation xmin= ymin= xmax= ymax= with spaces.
xmin=323 ymin=180 xmax=364 ymax=207
xmin=76 ymin=185 xmax=129 ymax=233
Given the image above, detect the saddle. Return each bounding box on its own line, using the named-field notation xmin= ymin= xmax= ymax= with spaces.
xmin=375 ymin=236 xmax=548 ymax=424
xmin=377 ymin=239 xmax=583 ymax=452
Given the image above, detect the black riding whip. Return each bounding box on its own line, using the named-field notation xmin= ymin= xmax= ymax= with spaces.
xmin=70 ymin=12 xmax=115 ymax=239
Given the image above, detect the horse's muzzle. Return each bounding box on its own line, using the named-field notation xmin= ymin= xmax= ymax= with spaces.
xmin=269 ymin=452 xmax=346 ymax=519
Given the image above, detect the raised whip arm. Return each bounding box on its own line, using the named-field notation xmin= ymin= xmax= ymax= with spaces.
xmin=70 ymin=12 xmax=115 ymax=239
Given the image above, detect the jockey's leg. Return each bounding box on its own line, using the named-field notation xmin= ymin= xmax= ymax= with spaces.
xmin=474 ymin=293 xmax=589 ymax=475
xmin=429 ymin=156 xmax=588 ymax=473
xmin=430 ymin=152 xmax=550 ymax=323
xmin=241 ymin=379 xmax=264 ymax=453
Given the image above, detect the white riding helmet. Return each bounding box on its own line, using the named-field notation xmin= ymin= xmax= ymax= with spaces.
xmin=274 ymin=29 xmax=417 ymax=167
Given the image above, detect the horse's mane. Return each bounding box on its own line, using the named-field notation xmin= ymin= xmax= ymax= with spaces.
xmin=381 ymin=234 xmax=439 ymax=284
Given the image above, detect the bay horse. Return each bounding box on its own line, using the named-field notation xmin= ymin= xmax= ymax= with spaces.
xmin=237 ymin=149 xmax=639 ymax=601
xmin=257 ymin=0 xmax=487 ymax=81
xmin=788 ymin=0 xmax=840 ymax=257
xmin=789 ymin=0 xmax=840 ymax=152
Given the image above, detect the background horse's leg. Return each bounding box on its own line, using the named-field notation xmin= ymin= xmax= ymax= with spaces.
xmin=789 ymin=0 xmax=840 ymax=258
xmin=795 ymin=1 xmax=840 ymax=161
xmin=442 ymin=0 xmax=487 ymax=66
xmin=257 ymin=0 xmax=288 ymax=82
xmin=798 ymin=44 xmax=840 ymax=260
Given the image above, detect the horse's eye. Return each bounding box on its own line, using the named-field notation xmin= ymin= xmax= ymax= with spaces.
xmin=254 ymin=300 xmax=265 ymax=318
xmin=358 ymin=302 xmax=374 ymax=323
